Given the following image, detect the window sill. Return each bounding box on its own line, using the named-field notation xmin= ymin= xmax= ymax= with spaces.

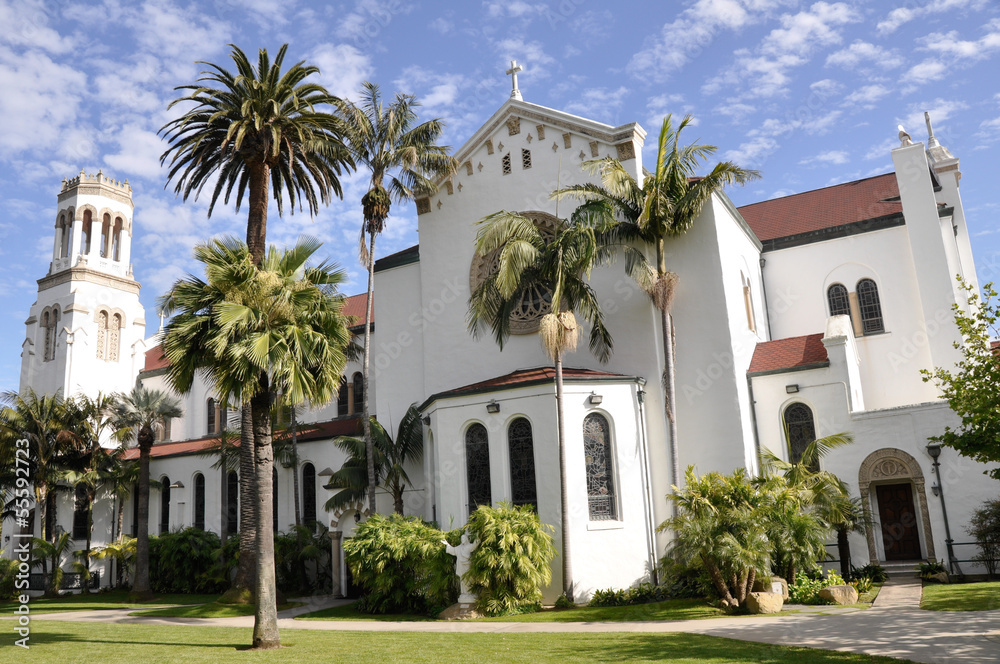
xmin=586 ymin=520 xmax=625 ymax=531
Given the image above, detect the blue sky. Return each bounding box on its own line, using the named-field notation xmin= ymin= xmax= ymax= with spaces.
xmin=1 ymin=0 xmax=999 ymax=392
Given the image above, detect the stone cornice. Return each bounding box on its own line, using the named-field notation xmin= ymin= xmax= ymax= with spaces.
xmin=37 ymin=266 xmax=141 ymax=295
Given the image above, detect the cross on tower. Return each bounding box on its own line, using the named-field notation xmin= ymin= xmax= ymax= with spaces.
xmin=506 ymin=60 xmax=523 ymax=101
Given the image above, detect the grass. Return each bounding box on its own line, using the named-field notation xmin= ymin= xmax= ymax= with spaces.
xmin=0 ymin=590 xmax=220 ymax=615
xmin=475 ymin=598 xmax=726 ymax=622
xmin=10 ymin=620 xmax=918 ymax=663
xmin=131 ymin=602 xmax=302 ymax=618
xmin=920 ymin=580 xmax=1000 ymax=611
xmin=295 ymin=602 xmax=437 ymax=622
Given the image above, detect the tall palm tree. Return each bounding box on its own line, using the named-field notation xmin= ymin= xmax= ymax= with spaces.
xmin=31 ymin=531 xmax=73 ymax=597
xmin=326 ymin=404 xmax=424 ymax=515
xmin=556 ymin=114 xmax=760 ymax=498
xmin=112 ymin=387 xmax=182 ymax=602
xmin=467 ymin=210 xmax=614 ymax=601
xmin=160 ymin=236 xmax=352 ymax=649
xmin=159 ymin=43 xmax=354 ymax=605
xmin=339 ymin=82 xmax=455 ymax=513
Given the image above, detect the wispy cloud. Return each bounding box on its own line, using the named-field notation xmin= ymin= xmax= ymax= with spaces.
xmin=800 ymin=149 xmax=849 ymax=165
xmin=877 ymin=0 xmax=987 ymax=35
xmin=826 ymin=40 xmax=904 ymax=69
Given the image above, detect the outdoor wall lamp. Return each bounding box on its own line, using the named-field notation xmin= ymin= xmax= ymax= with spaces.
xmin=926 ymin=441 xmax=960 ymax=575
xmin=785 ymin=384 xmax=799 ymax=394
xmin=588 ymin=392 xmax=603 ymax=405
xmin=169 ymin=481 xmax=184 ymax=490
xmin=422 ymin=415 xmax=431 ymax=425
xmin=486 ymin=400 xmax=500 ymax=414
xmin=931 ymin=481 xmax=941 ymax=497
xmin=354 ymin=512 xmax=361 ymax=524
xmin=317 ymin=467 xmax=334 ymax=478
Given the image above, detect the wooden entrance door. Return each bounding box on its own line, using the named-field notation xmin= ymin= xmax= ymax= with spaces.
xmin=876 ymin=483 xmax=922 ymax=560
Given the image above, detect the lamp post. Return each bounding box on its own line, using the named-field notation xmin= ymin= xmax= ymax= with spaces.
xmin=926 ymin=442 xmax=961 ymax=576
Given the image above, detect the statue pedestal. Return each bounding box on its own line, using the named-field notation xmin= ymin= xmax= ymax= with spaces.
xmin=438 ymin=602 xmax=482 ymax=620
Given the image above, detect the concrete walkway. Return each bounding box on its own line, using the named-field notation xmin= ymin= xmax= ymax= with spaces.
xmin=24 ymin=584 xmax=1000 ymax=664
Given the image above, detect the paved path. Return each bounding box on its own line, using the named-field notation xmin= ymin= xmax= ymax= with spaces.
xmin=24 ymin=582 xmax=1000 ymax=664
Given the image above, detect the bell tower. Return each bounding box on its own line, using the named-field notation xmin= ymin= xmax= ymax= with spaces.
xmin=20 ymin=171 xmax=147 ymax=399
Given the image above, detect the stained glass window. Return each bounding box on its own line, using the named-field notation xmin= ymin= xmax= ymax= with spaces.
xmin=857 ymin=278 xmax=884 ymax=334
xmin=160 ymin=476 xmax=171 ymax=534
xmin=302 ymin=463 xmax=317 ymax=526
xmin=73 ymin=484 xmax=88 ymax=540
xmin=226 ymin=471 xmax=238 ymax=535
xmin=337 ymin=375 xmax=349 ymax=415
xmin=784 ymin=403 xmax=818 ymax=471
xmin=508 ymin=418 xmax=537 ymax=510
xmin=584 ymin=413 xmax=617 ymax=520
xmin=194 ymin=473 xmax=206 ymax=531
xmin=827 ymin=283 xmax=851 ymax=319
xmin=466 ymin=423 xmax=492 ymax=511
xmin=352 ymin=372 xmax=364 ymax=415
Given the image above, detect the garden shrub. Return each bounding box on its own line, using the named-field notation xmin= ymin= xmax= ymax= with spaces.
xmin=588 ymin=588 xmax=630 ymax=607
xmin=788 ymin=569 xmax=846 ymax=604
xmin=464 ymin=503 xmax=555 ymax=616
xmin=850 ymin=576 xmax=873 ymax=594
xmin=658 ymin=558 xmax=714 ymax=599
xmin=918 ymin=560 xmax=946 ymax=578
xmin=0 ymin=558 xmax=17 ymax=600
xmin=342 ymin=513 xmax=457 ymax=615
xmin=588 ymin=583 xmax=671 ymax=608
xmin=553 ymin=593 xmax=574 ymax=609
xmin=275 ymin=524 xmax=331 ymax=594
xmin=148 ymin=528 xmax=227 ymax=595
xmin=849 ymin=563 xmax=888 ymax=583
xmin=969 ymin=498 xmax=1000 ymax=579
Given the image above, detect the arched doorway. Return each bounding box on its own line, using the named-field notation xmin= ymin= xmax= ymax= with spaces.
xmin=858 ymin=448 xmax=935 ymax=563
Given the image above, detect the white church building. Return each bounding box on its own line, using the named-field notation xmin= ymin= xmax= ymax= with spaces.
xmin=8 ymin=94 xmax=998 ymax=601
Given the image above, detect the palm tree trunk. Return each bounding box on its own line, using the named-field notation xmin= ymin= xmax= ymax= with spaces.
xmin=36 ymin=485 xmax=48 ymax=542
xmin=702 ymin=554 xmax=736 ymax=607
xmin=231 ymin=403 xmax=257 ymax=598
xmin=555 ymin=353 xmax=573 ymax=601
xmin=116 ymin=500 xmax=125 ymax=589
xmin=246 ymin=162 xmax=269 ymax=265
xmin=291 ymin=408 xmax=300 ymax=528
xmin=132 ymin=439 xmax=152 ymax=600
xmin=83 ymin=487 xmax=94 ymax=594
xmin=362 ymin=230 xmax=377 ymax=513
xmin=657 ymin=241 xmax=680 ymax=517
xmin=251 ymin=381 xmax=280 ymax=649
xmin=837 ymin=527 xmax=852 ymax=578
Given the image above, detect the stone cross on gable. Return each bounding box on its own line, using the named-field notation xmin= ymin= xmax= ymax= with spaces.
xmin=506 ymin=60 xmax=523 ymax=101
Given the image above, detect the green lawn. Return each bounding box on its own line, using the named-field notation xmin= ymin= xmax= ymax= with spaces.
xmin=0 ymin=591 xmax=220 ymax=614
xmin=295 ymin=602 xmax=437 ymax=622
xmin=131 ymin=601 xmax=301 ymax=618
xmin=475 ymin=598 xmax=725 ymax=622
xmin=920 ymin=581 xmax=1000 ymax=611
xmin=8 ymin=620 xmax=917 ymax=663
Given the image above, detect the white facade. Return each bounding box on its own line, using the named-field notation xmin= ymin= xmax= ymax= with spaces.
xmin=9 ymin=102 xmax=998 ymax=599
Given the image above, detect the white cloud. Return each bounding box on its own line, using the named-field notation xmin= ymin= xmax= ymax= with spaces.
xmin=901 ymin=98 xmax=968 ymax=134
xmin=103 ymin=125 xmax=166 ymax=181
xmin=723 ymin=136 xmax=779 ymax=167
xmin=864 ymin=136 xmax=899 ymax=161
xmin=809 ymin=79 xmax=841 ymax=95
xmin=336 ymin=0 xmax=413 ymax=49
xmin=844 ymin=84 xmax=891 ymax=107
xmin=0 ymin=0 xmax=74 ymax=55
xmin=919 ymin=21 xmax=1000 ymax=60
xmin=484 ymin=1 xmax=544 ymax=18
xmin=493 ymin=38 xmax=556 ymax=80
xmin=877 ymin=0 xmax=987 ymax=35
xmin=901 ymin=59 xmax=948 ymax=87
xmin=800 ymin=149 xmax=849 ymax=165
xmin=826 ymin=41 xmax=904 ymax=69
xmin=564 ymin=86 xmax=629 ymax=120
xmin=309 ymin=43 xmax=374 ymax=100
xmin=126 ymin=1 xmax=230 ymax=64
xmin=429 ymin=17 xmax=453 ymax=34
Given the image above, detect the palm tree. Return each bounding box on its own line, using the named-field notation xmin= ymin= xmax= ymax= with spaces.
xmin=92 ymin=535 xmax=136 ymax=589
xmin=338 ymin=81 xmax=455 ymax=513
xmin=160 ymin=43 xmax=354 ymax=607
xmin=31 ymin=531 xmax=73 ymax=597
xmin=160 ymin=236 xmax=352 ymax=649
xmin=467 ymin=210 xmax=614 ymax=601
xmin=326 ymin=404 xmax=423 ymax=515
xmin=112 ymin=387 xmax=182 ymax=602
xmin=556 ymin=114 xmax=760 ymax=497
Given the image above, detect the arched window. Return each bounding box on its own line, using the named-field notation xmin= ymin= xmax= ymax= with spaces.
xmin=82 ymin=209 xmax=92 ymax=254
xmin=583 ymin=413 xmax=617 ymax=520
xmin=41 ymin=311 xmax=52 ymax=362
xmin=207 ymin=398 xmax=217 ymax=435
xmin=109 ymin=313 xmax=121 ymax=362
xmin=225 ymin=471 xmax=238 ymax=535
xmin=56 ymin=214 xmax=66 ymax=259
xmin=337 ymin=375 xmax=349 ymax=416
xmin=857 ymin=278 xmax=884 ymax=334
xmin=160 ymin=476 xmax=171 ymax=534
xmin=96 ymin=310 xmax=107 ymax=360
xmin=112 ymin=217 xmax=123 ymax=261
xmin=507 ymin=418 xmax=537 ymax=510
xmin=101 ymin=213 xmax=111 ymax=258
xmin=194 ymin=473 xmax=206 ymax=531
xmin=73 ymin=484 xmax=89 ymax=540
xmin=59 ymin=214 xmax=70 ymax=258
xmin=827 ymin=283 xmax=851 ymax=319
xmin=784 ymin=403 xmax=818 ymax=470
xmin=742 ymin=272 xmax=756 ymax=332
xmin=302 ymin=463 xmax=316 ymax=526
xmin=272 ymin=467 xmax=279 ymax=532
xmin=352 ymin=372 xmax=364 ymax=415
xmin=465 ymin=423 xmax=491 ymax=511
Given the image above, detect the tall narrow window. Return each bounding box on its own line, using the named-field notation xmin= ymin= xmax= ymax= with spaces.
xmin=101 ymin=213 xmax=111 ymax=258
xmin=857 ymin=278 xmax=884 ymax=334
xmin=827 ymin=283 xmax=851 ymax=318
xmin=73 ymin=484 xmax=89 ymax=540
xmin=507 ymin=418 xmax=537 ymax=510
xmin=302 ymin=463 xmax=316 ymax=526
xmin=59 ymin=214 xmax=71 ymax=258
xmin=108 ymin=313 xmax=121 ymax=362
xmin=272 ymin=467 xmax=279 ymax=532
xmin=194 ymin=473 xmax=206 ymax=530
xmin=160 ymin=476 xmax=171 ymax=534
xmin=112 ymin=217 xmax=123 ymax=261
xmin=226 ymin=471 xmax=238 ymax=535
xmin=465 ymin=423 xmax=492 ymax=511
xmin=82 ymin=210 xmax=92 ymax=254
xmin=583 ymin=413 xmax=617 ymax=520
xmin=521 ymin=148 xmax=532 ymax=170
xmin=784 ymin=403 xmax=817 ymax=470
xmin=41 ymin=311 xmax=52 ymax=362
xmin=207 ymin=398 xmax=217 ymax=435
xmin=96 ymin=311 xmax=107 ymax=360
xmin=337 ymin=375 xmax=349 ymax=416
xmin=742 ymin=272 xmax=756 ymax=332
xmin=502 ymin=153 xmax=511 ymax=175
xmin=352 ymin=372 xmax=364 ymax=415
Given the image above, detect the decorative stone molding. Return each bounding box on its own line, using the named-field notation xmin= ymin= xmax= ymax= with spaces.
xmin=329 ymin=501 xmax=371 ymax=529
xmin=562 ymin=132 xmax=572 ymax=149
xmin=616 ymin=141 xmax=636 ymax=161
xmin=416 ymin=198 xmax=431 ymax=215
xmin=445 ymin=181 xmax=454 ymax=195
xmin=485 ymin=139 xmax=494 ymax=155
xmin=858 ymin=447 xmax=935 ymax=563
xmin=536 ymin=124 xmax=545 ymax=140
xmin=506 ymin=117 xmax=520 ymax=136
xmin=75 ymin=204 xmax=98 ymax=222
xmin=37 ymin=266 xmax=140 ymax=295
xmin=589 ymin=140 xmax=599 ymax=157
xmin=464 ymin=161 xmax=473 ymax=176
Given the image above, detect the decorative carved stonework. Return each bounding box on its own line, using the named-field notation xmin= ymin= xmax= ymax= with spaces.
xmin=416 ymin=198 xmax=431 ymax=215
xmin=465 ymin=161 xmax=473 ymax=176
xmin=477 ymin=162 xmax=484 ymax=172
xmin=536 ymin=124 xmax=545 ymax=140
xmin=437 ymin=200 xmax=443 ymax=209
xmin=616 ymin=141 xmax=636 ymax=161
xmin=858 ymin=447 xmax=935 ymax=563
xmin=37 ymin=266 xmax=140 ymax=295
xmin=578 ymin=151 xmax=586 ymax=160
xmin=469 ymin=211 xmax=561 ymax=334
xmin=445 ymin=181 xmax=454 ymax=195
xmin=507 ymin=117 xmax=521 ymax=136
xmin=871 ymin=458 xmax=906 ymax=479
xmin=551 ymin=142 xmax=558 ymax=152
xmin=485 ymin=139 xmax=494 ymax=155
xmin=589 ymin=141 xmax=599 ymax=157
xmin=563 ymin=132 xmax=572 ymax=149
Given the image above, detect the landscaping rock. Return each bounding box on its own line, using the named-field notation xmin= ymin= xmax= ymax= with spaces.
xmin=753 ymin=575 xmax=789 ymax=600
xmin=438 ymin=602 xmax=482 ymax=620
xmin=928 ymin=571 xmax=950 ymax=584
xmin=818 ymin=585 xmax=859 ymax=605
xmin=746 ymin=591 xmax=784 ymax=614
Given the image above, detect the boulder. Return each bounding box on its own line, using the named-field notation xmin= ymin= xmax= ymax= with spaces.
xmin=818 ymin=584 xmax=859 ymax=605
xmin=746 ymin=591 xmax=784 ymax=614
xmin=438 ymin=602 xmax=482 ymax=620
xmin=752 ymin=575 xmax=789 ymax=600
xmin=928 ymin=571 xmax=950 ymax=584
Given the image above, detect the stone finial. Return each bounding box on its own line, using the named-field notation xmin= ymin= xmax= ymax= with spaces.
xmin=897 ymin=125 xmax=913 ymax=147
xmin=506 ymin=60 xmax=523 ymax=101
xmin=923 ymin=111 xmax=956 ymax=163
xmin=925 ymin=112 xmax=939 ymax=148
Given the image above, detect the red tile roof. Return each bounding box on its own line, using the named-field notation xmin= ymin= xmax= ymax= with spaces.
xmin=422 ymin=366 xmax=634 ymax=408
xmin=122 ymin=416 xmax=362 ymax=460
xmin=343 ymin=293 xmax=370 ymax=325
xmin=737 ymin=173 xmax=903 ymax=242
xmin=748 ymin=334 xmax=829 ymax=375
xmin=143 ymin=345 xmax=169 ymax=372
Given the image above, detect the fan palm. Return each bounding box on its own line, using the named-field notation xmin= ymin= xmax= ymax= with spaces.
xmin=339 ymin=81 xmax=456 ymax=513
xmin=556 ymin=114 xmax=760 ymax=498
xmin=92 ymin=535 xmax=136 ymax=589
xmin=467 ymin=209 xmax=614 ymax=601
xmin=159 ymin=236 xmax=352 ymax=649
xmin=160 ymin=44 xmax=354 ymax=611
xmin=111 ymin=387 xmax=182 ymax=601
xmin=326 ymin=404 xmax=424 ymax=515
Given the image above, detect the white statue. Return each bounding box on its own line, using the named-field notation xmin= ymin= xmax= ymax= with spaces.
xmin=443 ymin=532 xmax=479 ymax=603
